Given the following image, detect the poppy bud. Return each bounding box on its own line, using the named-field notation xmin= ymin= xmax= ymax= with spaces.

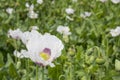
xmin=96 ymin=58 xmax=105 ymax=65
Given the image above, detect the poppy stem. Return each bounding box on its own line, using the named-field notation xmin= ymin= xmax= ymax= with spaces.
xmin=27 ymin=59 xmax=30 ymax=80
xmin=42 ymin=66 xmax=44 ymax=80
xmin=36 ymin=65 xmax=38 ymax=80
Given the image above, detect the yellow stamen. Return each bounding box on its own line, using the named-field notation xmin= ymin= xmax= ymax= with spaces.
xmin=39 ymin=52 xmax=50 ymax=60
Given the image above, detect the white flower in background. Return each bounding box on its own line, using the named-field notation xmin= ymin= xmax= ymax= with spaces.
xmin=6 ymin=8 xmax=13 ymax=14
xmin=9 ymin=29 xmax=64 ymax=67
xmin=8 ymin=29 xmax=23 ymax=39
xmin=51 ymin=0 xmax=55 ymax=4
xmin=110 ymin=26 xmax=120 ymax=37
xmin=25 ymin=3 xmax=34 ymax=11
xmin=100 ymin=0 xmax=107 ymax=2
xmin=25 ymin=2 xmax=30 ymax=8
xmin=28 ymin=10 xmax=38 ymax=19
xmin=80 ymin=12 xmax=91 ymax=18
xmin=65 ymin=8 xmax=74 ymax=15
xmin=37 ymin=0 xmax=43 ymax=4
xmin=72 ymin=0 xmax=77 ymax=2
xmin=57 ymin=25 xmax=71 ymax=36
xmin=115 ymin=59 xmax=120 ymax=71
xmin=25 ymin=3 xmax=38 ymax=19
xmin=29 ymin=4 xmax=34 ymax=11
xmin=66 ymin=16 xmax=74 ymax=21
xmin=111 ymin=0 xmax=120 ymax=4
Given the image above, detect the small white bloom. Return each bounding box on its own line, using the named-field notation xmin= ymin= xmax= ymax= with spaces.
xmin=8 ymin=29 xmax=23 ymax=39
xmin=37 ymin=0 xmax=43 ymax=4
xmin=26 ymin=3 xmax=34 ymax=11
xmin=26 ymin=4 xmax=38 ymax=19
xmin=29 ymin=4 xmax=34 ymax=11
xmin=111 ymin=0 xmax=120 ymax=4
xmin=6 ymin=8 xmax=13 ymax=14
xmin=51 ymin=0 xmax=55 ymax=4
xmin=25 ymin=2 xmax=30 ymax=8
xmin=57 ymin=25 xmax=71 ymax=36
xmin=28 ymin=10 xmax=38 ymax=19
xmin=100 ymin=0 xmax=107 ymax=3
xmin=80 ymin=12 xmax=91 ymax=18
xmin=65 ymin=8 xmax=74 ymax=15
xmin=110 ymin=26 xmax=120 ymax=37
xmin=72 ymin=0 xmax=77 ymax=2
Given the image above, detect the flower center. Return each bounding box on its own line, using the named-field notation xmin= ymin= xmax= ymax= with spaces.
xmin=39 ymin=48 xmax=51 ymax=60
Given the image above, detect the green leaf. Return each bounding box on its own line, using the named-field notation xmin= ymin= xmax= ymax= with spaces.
xmin=5 ymin=53 xmax=14 ymax=67
xmin=2 ymin=76 xmax=7 ymax=80
xmin=9 ymin=63 xmax=19 ymax=79
xmin=112 ymin=76 xmax=120 ymax=80
xmin=0 ymin=68 xmax=8 ymax=80
xmin=0 ymin=53 xmax=4 ymax=68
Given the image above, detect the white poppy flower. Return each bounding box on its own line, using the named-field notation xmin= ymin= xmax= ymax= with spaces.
xmin=80 ymin=12 xmax=91 ymax=18
xmin=9 ymin=29 xmax=64 ymax=67
xmin=65 ymin=8 xmax=74 ymax=15
xmin=37 ymin=0 xmax=43 ymax=4
xmin=6 ymin=8 xmax=13 ymax=14
xmin=110 ymin=26 xmax=120 ymax=37
xmin=111 ymin=0 xmax=120 ymax=4
xmin=26 ymin=33 xmax=64 ymax=67
xmin=57 ymin=25 xmax=71 ymax=36
xmin=8 ymin=29 xmax=23 ymax=39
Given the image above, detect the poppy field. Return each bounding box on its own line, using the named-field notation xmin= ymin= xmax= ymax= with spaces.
xmin=0 ymin=0 xmax=120 ymax=80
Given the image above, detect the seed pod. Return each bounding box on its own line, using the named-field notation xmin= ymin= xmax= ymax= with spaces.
xmin=68 ymin=47 xmax=75 ymax=56
xmin=96 ymin=58 xmax=105 ymax=65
